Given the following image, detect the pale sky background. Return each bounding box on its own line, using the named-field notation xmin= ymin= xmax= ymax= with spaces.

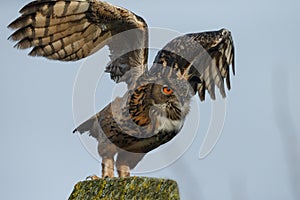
xmin=1 ymin=0 xmax=300 ymax=199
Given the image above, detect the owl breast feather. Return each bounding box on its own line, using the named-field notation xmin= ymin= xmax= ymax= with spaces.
xmin=155 ymin=115 xmax=184 ymax=134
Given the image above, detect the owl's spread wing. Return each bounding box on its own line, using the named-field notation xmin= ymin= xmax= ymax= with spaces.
xmin=152 ymin=28 xmax=235 ymax=101
xmin=8 ymin=0 xmax=148 ymax=84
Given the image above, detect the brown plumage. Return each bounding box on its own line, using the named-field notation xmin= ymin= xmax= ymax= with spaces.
xmin=8 ymin=0 xmax=235 ymax=177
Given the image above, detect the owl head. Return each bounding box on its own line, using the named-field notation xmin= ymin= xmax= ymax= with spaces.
xmin=128 ymin=64 xmax=194 ymax=128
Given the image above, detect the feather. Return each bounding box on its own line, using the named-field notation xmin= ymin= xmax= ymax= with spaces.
xmin=152 ymin=28 xmax=235 ymax=101
xmin=8 ymin=0 xmax=148 ymax=86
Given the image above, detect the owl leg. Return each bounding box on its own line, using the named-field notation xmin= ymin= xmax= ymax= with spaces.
xmin=116 ymin=157 xmax=130 ymax=178
xmin=101 ymin=156 xmax=115 ymax=178
xmin=116 ymin=151 xmax=146 ymax=177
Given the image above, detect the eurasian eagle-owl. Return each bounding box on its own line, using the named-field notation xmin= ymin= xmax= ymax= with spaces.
xmin=8 ymin=0 xmax=235 ymax=177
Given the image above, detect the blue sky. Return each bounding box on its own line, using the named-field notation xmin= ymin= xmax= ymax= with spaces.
xmin=1 ymin=0 xmax=300 ymax=199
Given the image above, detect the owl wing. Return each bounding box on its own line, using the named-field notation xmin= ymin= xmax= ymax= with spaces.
xmin=8 ymin=0 xmax=148 ymax=84
xmin=152 ymin=28 xmax=235 ymax=101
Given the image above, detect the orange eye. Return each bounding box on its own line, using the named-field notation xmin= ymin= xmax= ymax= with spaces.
xmin=162 ymin=86 xmax=173 ymax=95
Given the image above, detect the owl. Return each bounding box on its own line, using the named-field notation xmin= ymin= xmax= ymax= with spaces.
xmin=8 ymin=0 xmax=235 ymax=178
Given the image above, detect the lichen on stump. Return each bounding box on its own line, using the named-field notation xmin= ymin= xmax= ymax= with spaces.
xmin=69 ymin=176 xmax=180 ymax=200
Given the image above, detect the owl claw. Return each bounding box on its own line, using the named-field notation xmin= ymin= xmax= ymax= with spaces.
xmin=86 ymin=175 xmax=100 ymax=180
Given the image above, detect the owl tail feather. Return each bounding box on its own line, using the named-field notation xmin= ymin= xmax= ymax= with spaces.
xmin=73 ymin=114 xmax=100 ymax=139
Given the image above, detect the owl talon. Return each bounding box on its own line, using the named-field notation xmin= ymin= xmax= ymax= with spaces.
xmin=86 ymin=175 xmax=100 ymax=180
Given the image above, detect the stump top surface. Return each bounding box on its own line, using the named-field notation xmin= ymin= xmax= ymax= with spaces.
xmin=69 ymin=176 xmax=180 ymax=200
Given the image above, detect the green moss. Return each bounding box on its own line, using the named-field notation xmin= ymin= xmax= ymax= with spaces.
xmin=69 ymin=177 xmax=180 ymax=200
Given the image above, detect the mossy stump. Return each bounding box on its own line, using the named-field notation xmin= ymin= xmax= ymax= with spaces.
xmin=69 ymin=176 xmax=180 ymax=200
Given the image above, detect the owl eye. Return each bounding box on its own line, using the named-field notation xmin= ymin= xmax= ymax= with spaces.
xmin=161 ymin=85 xmax=173 ymax=95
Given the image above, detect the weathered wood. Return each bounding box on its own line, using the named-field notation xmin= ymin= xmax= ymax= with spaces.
xmin=69 ymin=176 xmax=180 ymax=200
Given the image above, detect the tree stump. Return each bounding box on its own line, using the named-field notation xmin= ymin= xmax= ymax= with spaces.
xmin=68 ymin=176 xmax=180 ymax=200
